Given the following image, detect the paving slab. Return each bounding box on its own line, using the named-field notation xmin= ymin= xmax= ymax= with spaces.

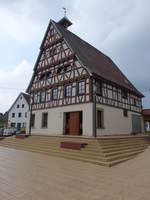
xmin=0 ymin=146 xmax=149 ymax=200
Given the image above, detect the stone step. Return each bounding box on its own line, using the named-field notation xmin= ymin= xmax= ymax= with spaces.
xmin=98 ymin=140 xmax=149 ymax=146
xmin=99 ymin=142 xmax=148 ymax=150
xmin=104 ymin=150 xmax=144 ymax=162
xmin=84 ymin=143 xmax=148 ymax=152
xmin=98 ymin=136 xmax=148 ymax=141
xmin=0 ymin=143 xmax=107 ymax=162
xmin=108 ymin=155 xmax=136 ymax=167
xmin=85 ymin=146 xmax=146 ymax=157
xmin=0 ymin=145 xmax=110 ymax=166
xmin=0 ymin=138 xmax=148 ymax=156
xmin=0 ymin=136 xmax=149 ymax=167
xmin=1 ymin=141 xmax=147 ymax=153
xmin=3 ymin=137 xmax=148 ymax=148
xmin=0 ymin=142 xmax=145 ymax=163
xmin=1 ymin=139 xmax=147 ymax=157
xmin=3 ymin=137 xmax=93 ymax=146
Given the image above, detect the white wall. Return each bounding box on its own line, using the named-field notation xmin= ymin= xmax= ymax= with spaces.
xmin=8 ymin=94 xmax=29 ymax=128
xmin=26 ymin=103 xmax=93 ymax=136
xmin=96 ymin=104 xmax=143 ymax=135
xmin=26 ymin=102 xmax=143 ymax=137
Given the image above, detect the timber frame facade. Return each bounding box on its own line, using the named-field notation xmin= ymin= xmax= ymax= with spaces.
xmin=26 ymin=17 xmax=143 ymax=136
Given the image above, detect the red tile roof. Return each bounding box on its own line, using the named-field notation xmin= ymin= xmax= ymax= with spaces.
xmin=142 ymin=109 xmax=150 ymax=116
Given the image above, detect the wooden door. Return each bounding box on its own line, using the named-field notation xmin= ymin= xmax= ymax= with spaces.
xmin=69 ymin=112 xmax=80 ymax=135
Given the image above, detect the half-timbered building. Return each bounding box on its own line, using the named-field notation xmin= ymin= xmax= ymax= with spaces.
xmin=26 ymin=17 xmax=144 ymax=136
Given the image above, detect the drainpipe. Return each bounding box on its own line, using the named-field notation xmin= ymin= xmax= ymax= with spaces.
xmin=29 ymin=95 xmax=33 ymax=136
xmin=93 ymin=79 xmax=97 ymax=137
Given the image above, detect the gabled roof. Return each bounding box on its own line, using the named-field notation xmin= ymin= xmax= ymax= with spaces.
xmin=22 ymin=93 xmax=30 ymax=105
xmin=52 ymin=20 xmax=143 ymax=97
xmin=8 ymin=92 xmax=30 ymax=113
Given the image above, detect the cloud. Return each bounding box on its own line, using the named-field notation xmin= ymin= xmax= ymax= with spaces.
xmin=0 ymin=1 xmax=45 ymax=44
xmin=0 ymin=60 xmax=32 ymax=113
xmin=0 ymin=0 xmax=74 ymax=45
xmin=0 ymin=0 xmax=149 ymax=110
xmin=70 ymin=0 xmax=150 ymax=108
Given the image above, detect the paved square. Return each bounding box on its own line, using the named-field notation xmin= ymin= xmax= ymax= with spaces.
xmin=0 ymin=146 xmax=149 ymax=200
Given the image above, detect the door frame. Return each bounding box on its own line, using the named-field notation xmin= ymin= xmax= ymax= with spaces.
xmin=63 ymin=111 xmax=83 ymax=136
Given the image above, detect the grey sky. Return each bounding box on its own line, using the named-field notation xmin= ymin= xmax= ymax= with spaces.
xmin=0 ymin=0 xmax=150 ymax=112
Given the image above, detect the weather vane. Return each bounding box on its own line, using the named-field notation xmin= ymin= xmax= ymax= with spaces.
xmin=62 ymin=7 xmax=67 ymax=17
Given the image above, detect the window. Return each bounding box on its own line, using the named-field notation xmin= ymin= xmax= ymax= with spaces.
xmin=122 ymin=90 xmax=128 ymax=99
xmin=53 ymin=47 xmax=57 ymax=55
xmin=52 ymin=88 xmax=58 ymax=100
xmin=133 ymin=99 xmax=137 ymax=106
xmin=50 ymin=29 xmax=54 ymax=37
xmin=40 ymin=91 xmax=46 ymax=102
xmin=64 ymin=64 xmax=71 ymax=72
xmin=50 ymin=47 xmax=56 ymax=56
xmin=97 ymin=110 xmax=104 ymax=129
xmin=22 ymin=123 xmax=26 ymax=128
xmin=20 ymin=96 xmax=22 ymax=100
xmin=12 ymin=113 xmax=15 ymax=118
xmin=123 ymin=109 xmax=128 ymax=117
xmin=145 ymin=121 xmax=150 ymax=132
xmin=25 ymin=112 xmax=27 ymax=118
xmin=46 ymin=71 xmax=52 ymax=79
xmin=37 ymin=92 xmax=41 ymax=103
xmin=40 ymin=73 xmax=46 ymax=80
xmin=57 ymin=66 xmax=63 ymax=74
xmin=65 ymin=85 xmax=72 ymax=97
xmin=22 ymin=104 xmax=24 ymax=108
xmin=34 ymin=93 xmax=38 ymax=103
xmin=42 ymin=113 xmax=48 ymax=128
xmin=31 ymin=114 xmax=35 ymax=127
xmin=18 ymin=113 xmax=22 ymax=118
xmin=96 ymin=80 xmax=102 ymax=96
xmin=17 ymin=104 xmax=19 ymax=108
xmin=11 ymin=123 xmax=15 ymax=127
xmin=78 ymin=81 xmax=85 ymax=95
xmin=46 ymin=91 xmax=51 ymax=101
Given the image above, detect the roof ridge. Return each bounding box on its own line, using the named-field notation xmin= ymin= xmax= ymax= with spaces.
xmin=54 ymin=21 xmax=143 ymax=97
xmin=55 ymin=21 xmax=109 ymax=59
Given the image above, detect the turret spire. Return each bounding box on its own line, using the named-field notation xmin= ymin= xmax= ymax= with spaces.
xmin=62 ymin=7 xmax=67 ymax=17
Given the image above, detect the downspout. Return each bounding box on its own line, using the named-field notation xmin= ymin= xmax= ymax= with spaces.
xmin=29 ymin=94 xmax=33 ymax=136
xmin=93 ymin=78 xmax=97 ymax=137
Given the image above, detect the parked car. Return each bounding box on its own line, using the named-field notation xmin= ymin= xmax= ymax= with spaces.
xmin=3 ymin=128 xmax=17 ymax=136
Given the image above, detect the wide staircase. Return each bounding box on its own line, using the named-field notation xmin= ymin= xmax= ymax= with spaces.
xmin=0 ymin=135 xmax=149 ymax=167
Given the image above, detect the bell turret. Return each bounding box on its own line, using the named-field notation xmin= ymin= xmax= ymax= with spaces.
xmin=58 ymin=16 xmax=72 ymax=29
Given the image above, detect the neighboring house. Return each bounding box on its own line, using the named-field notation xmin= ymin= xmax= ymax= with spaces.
xmin=26 ymin=17 xmax=143 ymax=136
xmin=8 ymin=93 xmax=30 ymax=130
xmin=142 ymin=109 xmax=150 ymax=133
